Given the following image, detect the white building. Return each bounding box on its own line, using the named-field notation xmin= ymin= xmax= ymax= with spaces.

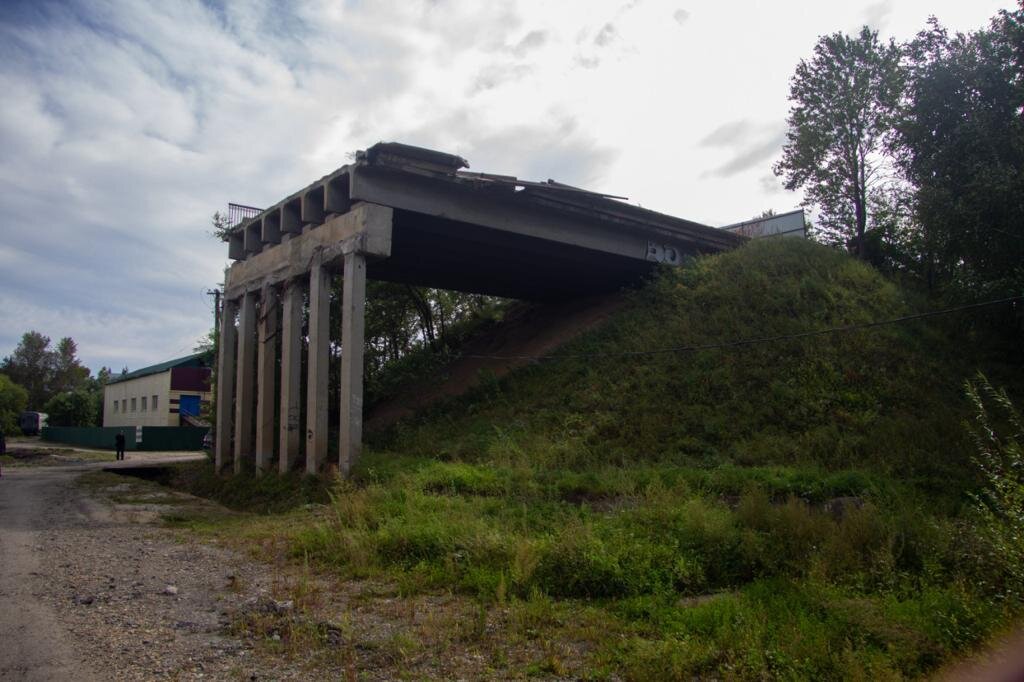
xmin=103 ymin=353 xmax=212 ymax=428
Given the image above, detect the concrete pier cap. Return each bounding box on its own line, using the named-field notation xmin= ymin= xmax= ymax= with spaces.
xmin=215 ymin=141 xmax=744 ymax=476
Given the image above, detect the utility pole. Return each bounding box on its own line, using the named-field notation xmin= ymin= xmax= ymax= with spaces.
xmin=207 ymin=288 xmax=221 ymax=333
xmin=206 ymin=286 xmax=223 ymax=437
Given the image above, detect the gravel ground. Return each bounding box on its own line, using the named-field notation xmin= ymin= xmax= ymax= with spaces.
xmin=0 ymin=460 xmax=316 ymax=681
xmin=1 ymin=453 xmax=587 ymax=681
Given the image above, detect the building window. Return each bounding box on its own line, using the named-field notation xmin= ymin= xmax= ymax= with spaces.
xmin=113 ymin=401 xmax=118 ymax=413
xmin=142 ymin=396 xmax=148 ymax=411
xmin=152 ymin=395 xmax=158 ymax=410
xmin=131 ymin=398 xmax=136 ymax=412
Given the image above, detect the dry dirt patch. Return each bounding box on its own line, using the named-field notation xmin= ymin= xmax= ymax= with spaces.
xmin=3 ymin=442 xmax=114 ymax=467
xmin=73 ymin=470 xmax=601 ymax=680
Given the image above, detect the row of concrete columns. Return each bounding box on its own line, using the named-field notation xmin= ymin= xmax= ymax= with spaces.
xmin=215 ymin=250 xmax=367 ymax=477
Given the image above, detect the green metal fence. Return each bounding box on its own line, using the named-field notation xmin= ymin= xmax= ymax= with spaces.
xmin=136 ymin=427 xmax=207 ymax=451
xmin=41 ymin=426 xmax=137 ymax=450
xmin=41 ymin=426 xmax=208 ymax=451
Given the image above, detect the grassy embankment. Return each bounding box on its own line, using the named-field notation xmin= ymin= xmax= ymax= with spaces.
xmin=166 ymin=239 xmax=1023 ymax=679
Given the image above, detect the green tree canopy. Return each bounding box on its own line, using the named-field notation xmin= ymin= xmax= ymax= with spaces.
xmin=43 ymin=389 xmax=98 ymax=428
xmin=0 ymin=373 xmax=29 ymax=433
xmin=894 ymin=9 xmax=1024 ymax=294
xmin=774 ymin=26 xmax=903 ymax=255
xmin=52 ymin=337 xmax=90 ymax=395
xmin=2 ymin=331 xmax=94 ymax=411
xmin=1 ymin=331 xmax=56 ymax=408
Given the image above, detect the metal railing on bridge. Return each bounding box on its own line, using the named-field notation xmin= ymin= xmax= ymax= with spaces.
xmin=228 ymin=202 xmax=262 ymax=226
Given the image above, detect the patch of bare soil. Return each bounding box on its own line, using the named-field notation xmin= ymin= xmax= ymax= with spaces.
xmin=365 ymin=292 xmax=626 ymax=431
xmin=219 ymin=557 xmax=605 ymax=681
xmin=3 ymin=443 xmax=112 ymax=466
xmin=11 ymin=468 xmax=593 ymax=680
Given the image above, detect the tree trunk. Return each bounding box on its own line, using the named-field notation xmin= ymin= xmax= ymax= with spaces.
xmin=404 ymin=285 xmax=436 ymax=349
xmin=853 ymin=194 xmax=866 ymax=258
xmin=852 ymin=154 xmax=867 ymax=259
xmin=437 ymin=299 xmax=448 ymax=346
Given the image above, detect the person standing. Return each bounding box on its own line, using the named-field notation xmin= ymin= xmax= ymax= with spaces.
xmin=115 ymin=431 xmax=126 ymax=461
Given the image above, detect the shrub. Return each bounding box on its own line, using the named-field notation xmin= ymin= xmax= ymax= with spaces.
xmin=43 ymin=389 xmax=97 ymax=427
xmin=818 ymin=503 xmax=894 ymax=585
xmin=532 ymin=522 xmax=628 ymax=598
xmin=964 ymin=374 xmax=1024 ymax=600
xmin=415 ymin=461 xmax=505 ymax=496
xmin=0 ymin=373 xmax=28 ymax=433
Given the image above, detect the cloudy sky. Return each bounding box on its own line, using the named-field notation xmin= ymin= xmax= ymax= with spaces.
xmin=0 ymin=0 xmax=1011 ymax=374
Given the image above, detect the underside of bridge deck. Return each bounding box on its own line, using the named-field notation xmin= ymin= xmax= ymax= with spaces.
xmin=215 ymin=142 xmax=744 ymax=477
xmin=371 ymin=210 xmax=655 ymax=300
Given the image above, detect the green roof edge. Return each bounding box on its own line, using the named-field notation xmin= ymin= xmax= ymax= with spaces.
xmin=107 ymin=352 xmax=209 ymax=385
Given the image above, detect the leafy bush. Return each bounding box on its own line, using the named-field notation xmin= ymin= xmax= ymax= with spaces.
xmin=965 ymin=374 xmax=1024 ymax=600
xmin=0 ymin=373 xmax=28 ymax=434
xmin=43 ymin=389 xmax=98 ymax=427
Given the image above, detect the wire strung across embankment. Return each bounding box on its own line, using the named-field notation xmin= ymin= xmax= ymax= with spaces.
xmin=459 ymin=295 xmax=1023 ymax=362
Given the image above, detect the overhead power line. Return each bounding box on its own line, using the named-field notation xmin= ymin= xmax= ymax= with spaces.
xmin=460 ymin=294 xmax=1023 ymax=362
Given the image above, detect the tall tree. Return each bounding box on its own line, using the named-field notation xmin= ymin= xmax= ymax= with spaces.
xmin=1 ymin=331 xmax=55 ymax=409
xmin=52 ymin=337 xmax=90 ymax=394
xmin=774 ymin=26 xmax=903 ymax=255
xmin=2 ymin=332 xmax=95 ymax=410
xmin=90 ymin=366 xmax=113 ymax=425
xmin=894 ymin=9 xmax=1024 ymax=294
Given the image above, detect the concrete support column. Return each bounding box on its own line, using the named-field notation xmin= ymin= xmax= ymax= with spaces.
xmin=215 ymin=298 xmax=238 ymax=474
xmin=234 ymin=291 xmax=257 ymax=474
xmin=278 ymin=280 xmax=302 ymax=473
xmin=305 ymin=262 xmax=330 ymax=473
xmin=254 ymin=286 xmax=278 ymax=472
xmin=339 ymin=251 xmax=367 ymax=476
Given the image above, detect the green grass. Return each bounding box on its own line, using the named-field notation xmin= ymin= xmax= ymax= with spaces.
xmin=168 ymin=239 xmax=1022 ymax=678
xmin=600 ymin=578 xmax=1008 ymax=680
xmin=373 ymin=240 xmax=998 ymax=494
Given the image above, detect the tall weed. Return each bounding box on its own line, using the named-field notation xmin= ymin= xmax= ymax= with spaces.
xmin=965 ymin=374 xmax=1024 ymax=600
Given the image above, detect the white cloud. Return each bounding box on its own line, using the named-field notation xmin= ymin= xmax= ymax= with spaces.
xmin=510 ymin=29 xmax=548 ymax=58
xmin=698 ymin=119 xmax=788 ymax=178
xmin=862 ymin=0 xmax=894 ymax=30
xmin=0 ymin=0 xmax=1010 ymax=370
xmin=594 ymin=22 xmax=618 ymax=47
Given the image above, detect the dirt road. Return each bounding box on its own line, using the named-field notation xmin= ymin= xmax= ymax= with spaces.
xmin=0 ymin=465 xmax=95 ymax=681
xmin=0 ymin=456 xmax=296 ymax=681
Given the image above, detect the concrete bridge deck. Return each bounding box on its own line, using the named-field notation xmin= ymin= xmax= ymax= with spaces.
xmin=225 ymin=142 xmax=741 ymax=300
xmin=217 ymin=142 xmax=743 ymax=477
